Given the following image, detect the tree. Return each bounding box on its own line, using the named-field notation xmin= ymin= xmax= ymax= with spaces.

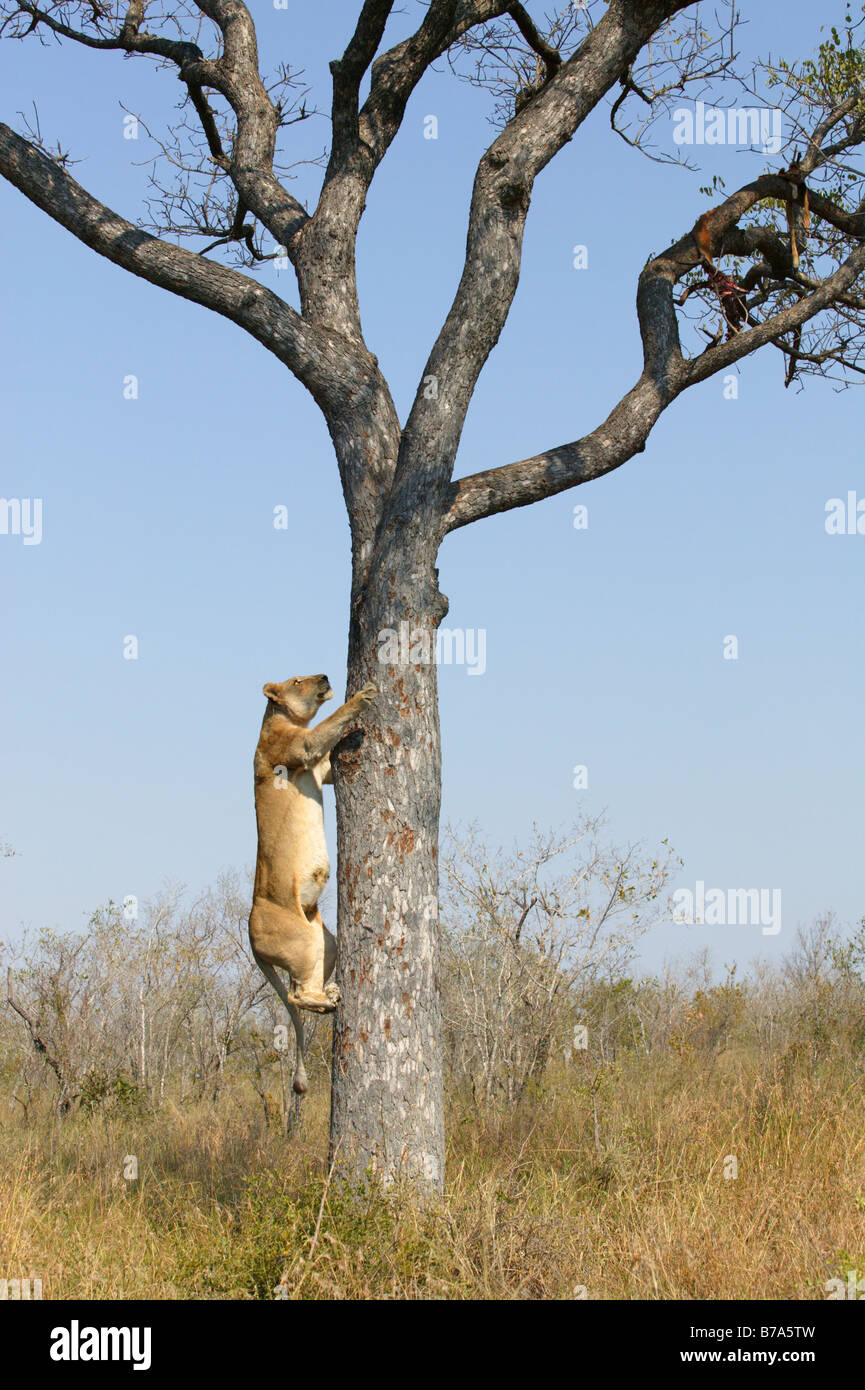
xmin=440 ymin=820 xmax=678 ymax=1105
xmin=2 ymin=875 xmax=264 ymax=1115
xmin=1 ymin=0 xmax=863 ymax=1190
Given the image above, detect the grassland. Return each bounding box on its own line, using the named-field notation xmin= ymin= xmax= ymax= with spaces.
xmin=3 ymin=1044 xmax=863 ymax=1300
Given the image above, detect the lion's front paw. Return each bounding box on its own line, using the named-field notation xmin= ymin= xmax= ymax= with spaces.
xmin=355 ymin=682 xmax=378 ymax=707
xmin=325 ymin=981 xmax=342 ymax=1006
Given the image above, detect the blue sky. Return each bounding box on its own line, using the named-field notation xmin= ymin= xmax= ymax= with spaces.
xmin=1 ymin=1 xmax=862 ymax=975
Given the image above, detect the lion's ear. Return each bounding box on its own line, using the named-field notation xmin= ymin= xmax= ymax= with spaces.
xmin=263 ymin=682 xmax=281 ymax=704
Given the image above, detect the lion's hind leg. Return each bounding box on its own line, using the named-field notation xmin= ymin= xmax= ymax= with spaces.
xmin=308 ymin=906 xmax=340 ymax=1006
xmin=250 ymin=896 xmax=337 ymax=1015
xmin=253 ymin=955 xmax=310 ymax=1095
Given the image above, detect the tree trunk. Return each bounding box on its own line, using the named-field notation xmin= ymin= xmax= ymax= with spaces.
xmin=330 ymin=543 xmax=447 ymax=1190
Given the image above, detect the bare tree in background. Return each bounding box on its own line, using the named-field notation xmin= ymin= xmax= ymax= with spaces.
xmin=440 ymin=820 xmax=677 ymax=1104
xmin=1 ymin=874 xmax=265 ymax=1114
xmin=1 ymin=0 xmax=864 ymax=1188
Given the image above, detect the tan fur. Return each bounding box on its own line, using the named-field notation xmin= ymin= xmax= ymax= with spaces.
xmin=693 ymin=209 xmax=717 ymax=267
xmin=249 ymin=672 xmax=377 ymax=1093
xmin=782 ymin=160 xmax=810 ymax=271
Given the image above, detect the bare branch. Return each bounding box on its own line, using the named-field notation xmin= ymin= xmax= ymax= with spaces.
xmin=297 ymin=1 xmax=514 ymax=333
xmin=387 ymin=0 xmax=695 ymax=540
xmin=329 ymin=0 xmax=396 ymax=168
xmin=6 ymin=965 xmax=70 ymax=1100
xmin=506 ymin=3 xmax=562 ymax=76
xmin=3 ymin=0 xmax=312 ymax=256
xmin=0 ymin=121 xmax=340 ymax=395
xmin=444 ymin=150 xmax=865 ymax=532
xmin=8 ymin=0 xmax=205 ymax=63
xmin=187 ymin=0 xmax=311 ymax=249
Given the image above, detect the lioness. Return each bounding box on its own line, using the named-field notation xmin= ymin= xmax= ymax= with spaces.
xmin=249 ymin=673 xmax=377 ymax=1093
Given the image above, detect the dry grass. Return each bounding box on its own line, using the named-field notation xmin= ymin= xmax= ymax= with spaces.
xmin=2 ymin=1043 xmax=864 ymax=1300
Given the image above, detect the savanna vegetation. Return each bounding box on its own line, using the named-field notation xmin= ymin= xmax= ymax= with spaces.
xmin=2 ymin=825 xmax=864 ymax=1300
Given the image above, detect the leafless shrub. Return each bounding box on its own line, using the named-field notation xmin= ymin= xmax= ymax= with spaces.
xmin=2 ymin=871 xmax=266 ymax=1114
xmin=440 ymin=819 xmax=679 ymax=1104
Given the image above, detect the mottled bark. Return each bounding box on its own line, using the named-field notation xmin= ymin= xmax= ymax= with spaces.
xmin=328 ymin=415 xmax=450 ymax=1184
xmin=331 ymin=574 xmax=446 ymax=1186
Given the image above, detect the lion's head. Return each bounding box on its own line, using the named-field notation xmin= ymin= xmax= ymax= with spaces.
xmin=262 ymin=673 xmax=334 ymax=724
